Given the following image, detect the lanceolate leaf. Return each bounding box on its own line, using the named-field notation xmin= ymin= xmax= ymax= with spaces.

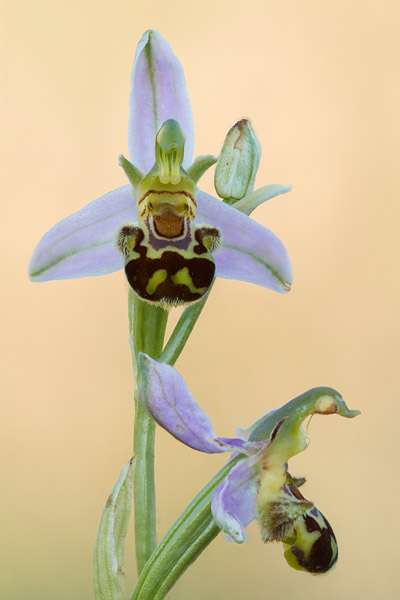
xmin=93 ymin=456 xmax=136 ymax=600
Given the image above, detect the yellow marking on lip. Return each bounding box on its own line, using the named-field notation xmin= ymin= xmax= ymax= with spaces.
xmin=171 ymin=267 xmax=206 ymax=294
xmin=146 ymin=269 xmax=168 ymax=295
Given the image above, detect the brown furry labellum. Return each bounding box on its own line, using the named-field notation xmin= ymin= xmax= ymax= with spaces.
xmin=117 ymin=218 xmax=221 ymax=307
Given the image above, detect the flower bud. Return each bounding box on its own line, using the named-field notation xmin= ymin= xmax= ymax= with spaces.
xmin=214 ymin=119 xmax=261 ymax=203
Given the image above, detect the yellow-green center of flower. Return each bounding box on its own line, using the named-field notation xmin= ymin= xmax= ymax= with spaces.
xmin=137 ymin=120 xmax=197 ymax=233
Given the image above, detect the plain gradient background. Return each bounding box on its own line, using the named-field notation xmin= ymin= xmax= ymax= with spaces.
xmin=2 ymin=1 xmax=399 ymax=598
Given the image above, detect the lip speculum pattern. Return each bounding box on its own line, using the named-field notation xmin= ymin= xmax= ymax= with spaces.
xmin=258 ymin=474 xmax=338 ymax=575
xmin=282 ymin=504 xmax=338 ymax=574
xmin=117 ymin=218 xmax=220 ymax=306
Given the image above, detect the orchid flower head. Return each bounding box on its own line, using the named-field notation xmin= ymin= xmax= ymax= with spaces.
xmin=138 ymin=354 xmax=360 ymax=574
xmin=28 ymin=29 xmax=292 ymax=303
xmin=116 ymin=119 xmax=221 ymax=306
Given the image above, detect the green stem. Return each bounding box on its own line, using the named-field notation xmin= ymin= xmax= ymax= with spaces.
xmin=152 ymin=522 xmax=219 ymax=600
xmin=130 ymin=456 xmax=241 ymax=600
xmin=129 ymin=291 xmax=168 ymax=573
xmin=160 ymin=287 xmax=211 ymax=366
xmin=129 ymin=286 xmax=211 ymax=580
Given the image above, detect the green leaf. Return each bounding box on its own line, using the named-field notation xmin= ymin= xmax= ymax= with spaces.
xmin=93 ymin=456 xmax=136 ymax=600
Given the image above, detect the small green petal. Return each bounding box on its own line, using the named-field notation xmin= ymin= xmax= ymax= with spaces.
xmin=186 ymin=155 xmax=217 ymax=183
xmin=119 ymin=155 xmax=144 ymax=190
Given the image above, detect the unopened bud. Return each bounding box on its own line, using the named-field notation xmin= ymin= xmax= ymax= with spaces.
xmin=214 ymin=119 xmax=261 ymax=203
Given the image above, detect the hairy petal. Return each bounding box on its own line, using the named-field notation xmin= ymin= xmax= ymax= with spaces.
xmin=211 ymin=458 xmax=259 ymax=543
xmin=139 ymin=354 xmax=244 ymax=454
xmin=29 ymin=185 xmax=136 ymax=282
xmin=128 ymin=30 xmax=194 ymax=172
xmin=195 ymin=190 xmax=292 ymax=293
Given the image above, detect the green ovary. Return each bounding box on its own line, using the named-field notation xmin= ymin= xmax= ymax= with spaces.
xmin=146 ymin=269 xmax=168 ymax=295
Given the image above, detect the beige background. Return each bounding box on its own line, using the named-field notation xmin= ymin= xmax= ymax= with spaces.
xmin=2 ymin=1 xmax=399 ymax=598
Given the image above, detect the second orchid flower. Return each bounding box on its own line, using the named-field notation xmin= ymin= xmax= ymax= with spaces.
xmin=139 ymin=354 xmax=360 ymax=575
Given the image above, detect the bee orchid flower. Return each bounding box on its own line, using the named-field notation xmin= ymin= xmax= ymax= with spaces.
xmin=28 ymin=30 xmax=292 ymax=301
xmin=138 ymin=354 xmax=360 ymax=575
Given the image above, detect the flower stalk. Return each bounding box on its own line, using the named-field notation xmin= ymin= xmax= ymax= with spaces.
xmin=159 ymin=288 xmax=212 ymax=366
xmin=129 ymin=291 xmax=168 ymax=572
xmin=131 ymin=457 xmax=240 ymax=600
xmin=129 ymin=285 xmax=213 ymax=574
